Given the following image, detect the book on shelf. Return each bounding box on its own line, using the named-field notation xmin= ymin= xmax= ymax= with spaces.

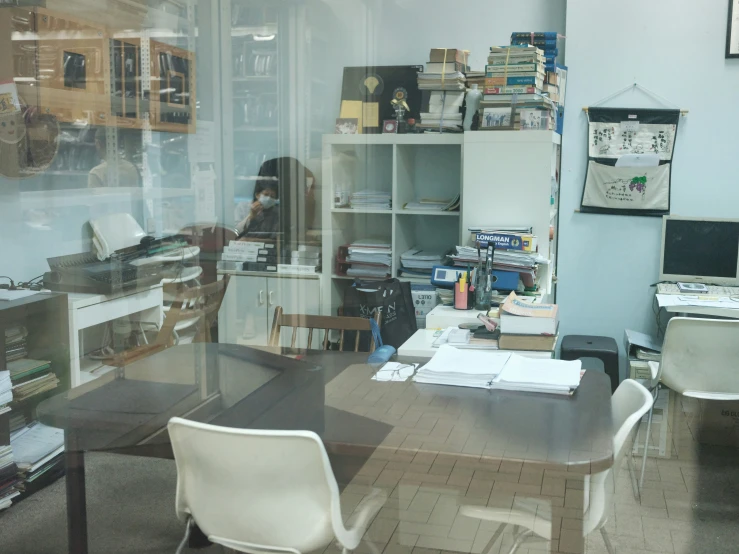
xmin=499 ymin=333 xmax=558 ymax=352
xmin=429 ymin=48 xmax=469 ymax=64
xmin=487 ymin=54 xmax=545 ymax=65
xmin=500 ymin=292 xmax=558 ymax=335
xmin=485 ymin=63 xmax=544 ymax=75
xmin=511 ymin=31 xmax=559 ymax=40
xmin=7 ymin=358 xmax=51 ymax=383
xmin=484 ymin=86 xmax=540 ymax=95
xmin=485 ymin=76 xmax=543 ymax=87
xmin=425 ymin=61 xmax=467 ymax=74
xmin=277 ymin=264 xmax=318 ymax=275
xmin=403 ymin=193 xmax=460 ymax=212
xmin=12 ymin=373 xmax=60 ymax=402
xmin=417 ymin=72 xmax=466 ymax=91
xmin=11 ymin=422 xmax=64 ymax=473
xmin=242 ymin=262 xmax=277 ymax=273
xmin=490 ymin=44 xmax=545 ymax=55
xmin=480 ymin=94 xmax=553 ymax=106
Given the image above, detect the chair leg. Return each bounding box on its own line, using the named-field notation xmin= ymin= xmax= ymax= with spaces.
xmin=626 ymin=443 xmax=640 ymax=501
xmin=639 ymin=386 xmax=660 ymax=493
xmin=175 ymin=517 xmax=193 ymax=554
xmin=479 ymin=523 xmax=507 ymax=554
xmin=600 ymin=526 xmax=615 ymax=554
xmin=506 ymin=529 xmax=533 ymax=554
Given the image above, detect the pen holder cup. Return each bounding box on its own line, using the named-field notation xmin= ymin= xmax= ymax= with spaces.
xmin=454 ymin=284 xmax=470 ymax=310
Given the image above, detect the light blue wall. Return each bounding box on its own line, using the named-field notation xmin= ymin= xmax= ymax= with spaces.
xmin=559 ymin=0 xmax=739 ymax=376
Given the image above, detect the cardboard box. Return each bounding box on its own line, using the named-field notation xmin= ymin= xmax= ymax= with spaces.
xmin=684 ymin=398 xmax=739 ymax=447
xmin=411 ymin=285 xmax=438 ymax=329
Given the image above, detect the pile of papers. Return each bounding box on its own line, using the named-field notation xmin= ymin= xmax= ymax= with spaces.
xmin=5 ymin=325 xmax=27 ymax=362
xmin=414 ymin=345 xmax=582 ymax=395
xmin=414 ymin=345 xmax=512 ymax=388
xmin=12 ymin=373 xmax=60 ymax=402
xmin=0 ymin=443 xmax=20 ymax=510
xmin=350 ymin=190 xmax=391 ymax=211
xmin=399 ymin=248 xmax=446 ymax=277
xmin=404 ymin=194 xmax=460 ymax=212
xmin=492 ymin=355 xmax=581 ymax=395
xmin=345 ymin=239 xmax=392 ymax=279
xmin=432 ymin=327 xmax=500 ymax=350
xmin=417 ymin=71 xmax=466 ymax=91
xmin=8 ymin=358 xmax=58 ymax=402
xmin=418 ymin=90 xmax=465 ymax=132
xmin=0 ymin=370 xmax=12 ymax=407
xmin=11 ymin=422 xmax=64 ymax=474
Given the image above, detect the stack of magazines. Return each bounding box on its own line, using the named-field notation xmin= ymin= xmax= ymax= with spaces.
xmin=349 ymin=190 xmax=391 ymax=211
xmin=344 ymin=239 xmax=392 ymax=279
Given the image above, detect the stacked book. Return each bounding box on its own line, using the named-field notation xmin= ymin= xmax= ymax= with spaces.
xmin=349 ymin=189 xmax=391 ymax=211
xmin=417 ymin=48 xmax=467 ymax=132
xmin=8 ymin=358 xmax=59 ymax=402
xmin=278 ymin=246 xmax=322 ymax=275
xmin=480 ymin=45 xmax=556 ymax=131
xmin=465 ymin=70 xmax=486 ymax=90
xmin=399 ymin=248 xmax=446 ymax=279
xmin=624 ymin=329 xmax=662 ymax=381
xmin=498 ymin=292 xmax=558 ymax=356
xmin=337 ymin=239 xmax=392 ymax=279
xmin=5 ymin=325 xmax=27 ymax=362
xmin=0 ymin=369 xmax=11 ymax=408
xmin=0 ymin=442 xmax=20 ymax=511
xmin=510 ymin=32 xmax=562 ymax=73
xmin=219 ymin=240 xmax=284 ymax=272
xmin=11 ymin=422 xmax=65 ymax=498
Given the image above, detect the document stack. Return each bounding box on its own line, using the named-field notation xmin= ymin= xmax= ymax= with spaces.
xmin=11 ymin=422 xmax=65 ymax=497
xmin=403 ymin=193 xmax=460 ymax=212
xmin=338 ymin=239 xmax=392 ymax=279
xmin=399 ymin=248 xmax=446 ymax=279
xmin=414 ymin=345 xmax=581 ymax=395
xmin=278 ymin=245 xmax=322 ymax=275
xmin=624 ymin=329 xmax=662 ymax=381
xmin=5 ymin=325 xmax=27 ymax=362
xmin=349 ymin=189 xmax=391 ymax=211
xmin=219 ymin=240 xmax=283 ymax=272
xmin=417 ymin=48 xmax=467 ymax=132
xmin=0 ymin=439 xmax=20 ymax=510
xmin=481 ymin=45 xmax=555 ymax=131
xmin=0 ymin=369 xmax=12 ymax=409
xmin=8 ymin=358 xmax=60 ymax=402
xmin=498 ymin=292 xmax=558 ymax=357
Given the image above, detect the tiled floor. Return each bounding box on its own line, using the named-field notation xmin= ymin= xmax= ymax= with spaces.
xmin=329 ymin=394 xmax=739 ymax=554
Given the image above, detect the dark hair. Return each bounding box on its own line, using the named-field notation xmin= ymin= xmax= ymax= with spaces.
xmin=253 ymin=178 xmax=278 ymax=201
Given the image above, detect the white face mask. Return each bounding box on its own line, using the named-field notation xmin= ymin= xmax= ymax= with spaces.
xmin=258 ymin=195 xmax=277 ymax=210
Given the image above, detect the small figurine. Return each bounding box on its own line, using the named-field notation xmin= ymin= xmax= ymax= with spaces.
xmin=390 ymin=87 xmax=409 ymax=133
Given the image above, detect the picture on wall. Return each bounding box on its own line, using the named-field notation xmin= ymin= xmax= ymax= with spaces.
xmin=580 ymin=107 xmax=680 ymax=216
xmin=727 ymin=0 xmax=739 ymax=58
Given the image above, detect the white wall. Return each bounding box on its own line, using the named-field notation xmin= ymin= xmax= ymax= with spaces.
xmin=560 ymin=0 xmax=739 ymax=374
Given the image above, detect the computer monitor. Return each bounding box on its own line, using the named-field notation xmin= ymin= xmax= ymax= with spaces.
xmin=660 ymin=216 xmax=739 ymax=286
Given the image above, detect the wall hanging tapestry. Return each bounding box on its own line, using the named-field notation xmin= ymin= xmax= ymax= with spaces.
xmin=580 ymin=107 xmax=680 ymax=216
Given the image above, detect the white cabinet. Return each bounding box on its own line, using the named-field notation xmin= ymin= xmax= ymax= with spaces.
xmin=219 ymin=273 xmax=321 ymax=347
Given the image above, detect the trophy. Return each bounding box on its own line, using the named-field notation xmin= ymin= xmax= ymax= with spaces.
xmin=390 ymin=87 xmax=409 ymax=134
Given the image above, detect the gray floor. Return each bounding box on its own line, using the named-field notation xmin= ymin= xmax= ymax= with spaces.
xmin=0 ymin=453 xmax=222 ymax=554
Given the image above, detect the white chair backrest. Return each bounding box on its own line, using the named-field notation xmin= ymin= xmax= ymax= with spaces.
xmin=168 ymin=418 xmax=340 ymax=553
xmin=660 ymin=317 xmax=739 ymax=398
xmin=585 ymin=379 xmax=653 ymax=534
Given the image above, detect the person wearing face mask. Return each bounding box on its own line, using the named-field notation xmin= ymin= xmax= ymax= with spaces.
xmin=236 ymin=178 xmax=280 ymax=238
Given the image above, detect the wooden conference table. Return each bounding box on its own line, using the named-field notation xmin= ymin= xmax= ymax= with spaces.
xmin=37 ymin=344 xmax=613 ymax=554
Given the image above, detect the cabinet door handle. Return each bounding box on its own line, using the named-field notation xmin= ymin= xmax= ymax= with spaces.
xmin=268 ymin=291 xmax=274 ymax=306
xmin=258 ymin=290 xmax=265 ymax=305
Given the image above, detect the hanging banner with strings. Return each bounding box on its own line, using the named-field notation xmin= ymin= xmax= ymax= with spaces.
xmin=580 ymin=107 xmax=680 ymax=216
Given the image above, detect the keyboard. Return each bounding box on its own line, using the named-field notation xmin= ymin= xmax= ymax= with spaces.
xmin=657 ymin=282 xmax=739 ymax=296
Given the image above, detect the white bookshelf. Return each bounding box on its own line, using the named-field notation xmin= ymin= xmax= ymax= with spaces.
xmin=320 ymin=131 xmax=561 ymax=316
xmin=321 ymin=134 xmax=463 ymax=316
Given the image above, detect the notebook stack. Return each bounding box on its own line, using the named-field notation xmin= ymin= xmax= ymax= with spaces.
xmin=5 ymin=325 xmax=27 ymax=362
xmin=481 ymin=45 xmax=555 ymax=131
xmin=278 ymin=246 xmax=322 ymax=275
xmin=219 ymin=240 xmax=284 ymax=272
xmin=398 ymin=248 xmax=446 ymax=279
xmin=349 ymin=189 xmax=391 ymax=211
xmin=337 ymin=239 xmax=392 ymax=279
xmin=498 ymin=292 xmax=558 ymax=357
xmin=0 ymin=369 xmax=19 ymax=511
xmin=8 ymin=358 xmax=59 ymax=402
xmin=11 ymin=422 xmax=65 ymax=498
xmin=417 ymin=48 xmax=467 ymax=132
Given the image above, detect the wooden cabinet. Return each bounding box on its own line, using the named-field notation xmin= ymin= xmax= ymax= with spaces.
xmin=219 ymin=273 xmax=321 ymax=347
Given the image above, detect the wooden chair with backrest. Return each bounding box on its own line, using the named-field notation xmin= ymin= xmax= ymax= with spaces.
xmin=268 ymin=306 xmax=382 ymax=352
xmin=110 ymin=275 xmax=230 ymax=366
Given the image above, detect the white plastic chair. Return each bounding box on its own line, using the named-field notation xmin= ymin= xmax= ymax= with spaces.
xmin=637 ymin=317 xmax=739 ymax=490
xmin=460 ymin=379 xmax=653 ymax=554
xmin=168 ymin=418 xmax=387 ymax=554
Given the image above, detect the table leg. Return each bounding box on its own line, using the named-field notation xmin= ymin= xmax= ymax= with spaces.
xmin=65 ymin=445 xmax=88 ymax=554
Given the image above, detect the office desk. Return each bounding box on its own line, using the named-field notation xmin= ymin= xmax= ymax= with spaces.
xmin=656 ymin=293 xmax=739 ymax=319
xmin=38 ymin=344 xmax=613 ymax=554
xmin=399 ymin=329 xmax=554 ymax=359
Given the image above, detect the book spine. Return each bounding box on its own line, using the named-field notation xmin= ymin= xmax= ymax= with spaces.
xmin=511 ymin=39 xmax=558 ymax=48
xmin=487 ymin=56 xmax=543 ymax=65
xmin=277 ymin=264 xmax=317 ymax=274
xmin=221 ymin=253 xmax=258 ymax=262
xmin=227 ymin=241 xmax=265 ymax=250
xmin=485 ymin=75 xmax=541 ymax=86
xmin=505 ymin=76 xmax=541 ymax=86
xmin=484 ymin=86 xmax=538 ymax=95
xmin=475 ymin=232 xmax=537 ymax=252
xmin=511 ymin=32 xmax=558 ymax=40
xmin=485 ymin=63 xmax=541 ymax=73
xmin=243 ymin=262 xmax=277 ymax=272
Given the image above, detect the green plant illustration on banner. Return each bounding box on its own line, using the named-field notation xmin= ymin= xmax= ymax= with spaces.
xmin=629 ymin=176 xmax=647 ymax=195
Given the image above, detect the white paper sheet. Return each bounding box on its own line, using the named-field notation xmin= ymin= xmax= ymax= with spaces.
xmin=656 ymin=294 xmax=739 ymax=310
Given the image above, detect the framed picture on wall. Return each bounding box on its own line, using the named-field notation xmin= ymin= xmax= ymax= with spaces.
xmin=727 ymin=0 xmax=739 ymax=58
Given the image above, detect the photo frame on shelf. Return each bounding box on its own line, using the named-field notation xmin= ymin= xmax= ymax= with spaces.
xmin=727 ymin=0 xmax=739 ymax=58
xmin=150 ymin=40 xmax=196 ymax=134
